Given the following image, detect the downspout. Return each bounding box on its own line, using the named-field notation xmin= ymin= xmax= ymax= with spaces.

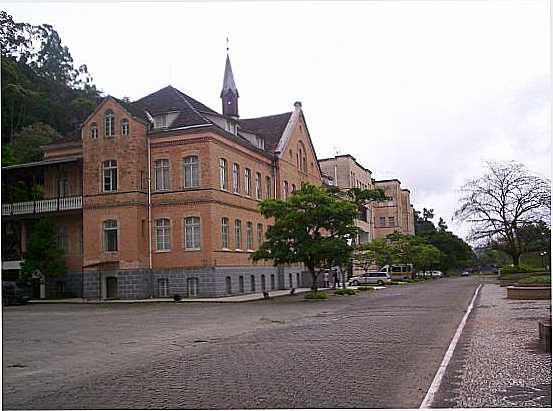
xmin=147 ymin=136 xmax=153 ymax=271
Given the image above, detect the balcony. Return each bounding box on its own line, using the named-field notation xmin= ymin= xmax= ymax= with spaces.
xmin=2 ymin=196 xmax=82 ymax=216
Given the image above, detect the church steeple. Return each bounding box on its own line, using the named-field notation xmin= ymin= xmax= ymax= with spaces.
xmin=220 ymin=52 xmax=239 ymax=118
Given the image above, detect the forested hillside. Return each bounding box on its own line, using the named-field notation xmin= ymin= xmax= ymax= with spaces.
xmin=1 ymin=11 xmax=102 ymax=165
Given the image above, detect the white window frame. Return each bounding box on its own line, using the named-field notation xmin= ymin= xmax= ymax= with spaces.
xmin=104 ymin=110 xmax=115 ymax=137
xmin=221 ymin=217 xmax=229 ymax=249
xmin=246 ymin=222 xmax=253 ymax=251
xmin=91 ymin=123 xmax=98 ymax=139
xmin=219 ymin=158 xmax=228 ymax=190
xmin=103 ymin=160 xmax=118 ymax=192
xmin=257 ymin=223 xmax=263 ymax=247
xmin=183 ymin=156 xmax=199 ymax=188
xmin=244 ymin=168 xmax=252 ymax=196
xmin=232 ymin=163 xmax=240 ymax=193
xmin=121 ymin=118 xmax=129 ymax=136
xmin=154 ymin=159 xmax=170 ymax=191
xmin=155 ymin=218 xmax=171 ymax=251
xmin=255 ymin=172 xmax=262 ymax=200
xmin=235 ymin=219 xmax=242 ymax=250
xmin=184 ymin=216 xmax=201 ymax=250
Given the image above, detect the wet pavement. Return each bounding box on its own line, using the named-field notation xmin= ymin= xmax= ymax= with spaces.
xmin=433 ymin=280 xmax=552 ymax=408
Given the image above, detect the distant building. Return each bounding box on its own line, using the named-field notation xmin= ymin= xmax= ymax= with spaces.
xmin=372 ymin=179 xmax=415 ymax=238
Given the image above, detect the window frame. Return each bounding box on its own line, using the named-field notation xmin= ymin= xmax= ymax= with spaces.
xmin=102 ymin=160 xmax=118 ymax=192
xmin=183 ymin=155 xmax=200 ymax=188
xmin=232 ymin=163 xmax=240 ymax=194
xmin=246 ymin=222 xmax=253 ymax=251
xmin=255 ymin=172 xmax=262 ymax=200
xmin=184 ymin=216 xmax=201 ymax=250
xmin=244 ymin=168 xmax=252 ymax=196
xmin=234 ymin=219 xmax=242 ymax=250
xmin=219 ymin=158 xmax=228 ymax=190
xmin=103 ymin=219 xmax=118 ymax=252
xmin=104 ymin=110 xmax=115 ymax=138
xmin=221 ymin=217 xmax=229 ymax=249
xmin=121 ymin=118 xmax=129 ymax=136
xmin=155 ymin=218 xmax=171 ymax=252
xmin=154 ymin=159 xmax=170 ymax=191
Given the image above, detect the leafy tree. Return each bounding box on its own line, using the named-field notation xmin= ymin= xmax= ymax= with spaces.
xmin=251 ymin=184 xmax=358 ymax=291
xmin=1 ymin=11 xmax=101 ymax=145
xmin=455 ymin=161 xmax=550 ymax=266
xmin=8 ymin=122 xmax=61 ymax=163
xmin=411 ymin=243 xmax=442 ymax=272
xmin=21 ymin=218 xmax=66 ymax=281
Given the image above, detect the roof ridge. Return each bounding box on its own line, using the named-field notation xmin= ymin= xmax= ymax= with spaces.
xmin=240 ymin=111 xmax=293 ymax=121
xmin=171 ymin=87 xmax=213 ymax=125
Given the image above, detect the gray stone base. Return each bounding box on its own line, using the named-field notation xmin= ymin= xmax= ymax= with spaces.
xmin=71 ymin=265 xmax=308 ymax=300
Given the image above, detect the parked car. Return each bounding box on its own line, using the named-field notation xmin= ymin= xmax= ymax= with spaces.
xmin=2 ymin=281 xmax=30 ymax=306
xmin=348 ymin=272 xmax=392 ymax=286
xmin=430 ymin=271 xmax=443 ymax=278
xmin=461 ymin=271 xmax=470 ymax=276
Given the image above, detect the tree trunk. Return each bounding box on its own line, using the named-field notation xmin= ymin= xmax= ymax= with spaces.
xmin=309 ymin=267 xmax=318 ymax=292
xmin=512 ymin=253 xmax=521 ymax=267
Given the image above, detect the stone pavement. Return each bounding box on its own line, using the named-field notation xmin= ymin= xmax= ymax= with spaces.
xmin=28 ymin=287 xmax=323 ymax=304
xmin=433 ymin=281 xmax=552 ymax=408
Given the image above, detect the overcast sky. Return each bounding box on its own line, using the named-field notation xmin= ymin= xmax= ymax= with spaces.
xmin=4 ymin=1 xmax=551 ymax=241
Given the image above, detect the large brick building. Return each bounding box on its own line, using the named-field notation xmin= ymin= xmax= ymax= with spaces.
xmin=2 ymin=54 xmax=322 ymax=299
xmin=2 ymin=54 xmax=415 ymax=300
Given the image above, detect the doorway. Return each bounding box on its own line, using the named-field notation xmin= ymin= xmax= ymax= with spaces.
xmin=106 ymin=276 xmax=118 ymax=299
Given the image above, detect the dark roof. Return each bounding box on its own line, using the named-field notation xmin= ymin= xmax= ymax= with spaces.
xmin=2 ymin=156 xmax=82 ymax=171
xmin=130 ymin=85 xmax=216 ymax=128
xmin=374 ymin=179 xmax=402 ymax=184
xmin=238 ymin=112 xmax=292 ymax=153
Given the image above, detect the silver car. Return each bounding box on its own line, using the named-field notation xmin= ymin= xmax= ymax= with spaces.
xmin=348 ymin=272 xmax=391 ymax=286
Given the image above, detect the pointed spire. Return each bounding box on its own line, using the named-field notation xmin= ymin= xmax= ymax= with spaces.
xmin=220 ymin=54 xmax=239 ymax=98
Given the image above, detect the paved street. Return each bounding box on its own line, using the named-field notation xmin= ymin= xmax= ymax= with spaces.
xmin=1 ymin=277 xmax=542 ymax=409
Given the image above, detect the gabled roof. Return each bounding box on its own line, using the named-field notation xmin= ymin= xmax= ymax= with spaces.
xmin=238 ymin=112 xmax=292 ymax=153
xmin=130 ymin=85 xmax=216 ymax=128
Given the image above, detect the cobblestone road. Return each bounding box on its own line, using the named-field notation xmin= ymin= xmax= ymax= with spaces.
xmin=3 ymin=277 xmax=480 ymax=409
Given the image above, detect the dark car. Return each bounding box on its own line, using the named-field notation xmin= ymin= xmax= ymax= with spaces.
xmin=2 ymin=281 xmax=31 ymax=306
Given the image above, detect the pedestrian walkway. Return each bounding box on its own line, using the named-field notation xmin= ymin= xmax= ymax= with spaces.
xmin=434 ymin=282 xmax=551 ymax=408
xmin=29 ymin=287 xmax=324 ymax=304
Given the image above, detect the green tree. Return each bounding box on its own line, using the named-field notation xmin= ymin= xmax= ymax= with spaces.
xmin=21 ymin=218 xmax=66 ymax=281
xmin=9 ymin=122 xmax=61 ymax=163
xmin=251 ymin=184 xmax=358 ymax=291
xmin=411 ymin=243 xmax=442 ymax=272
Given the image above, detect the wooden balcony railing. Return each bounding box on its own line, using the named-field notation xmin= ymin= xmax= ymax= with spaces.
xmin=2 ymin=196 xmax=82 ymax=216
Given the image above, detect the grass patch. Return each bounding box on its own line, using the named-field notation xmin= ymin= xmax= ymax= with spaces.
xmin=516 ymin=275 xmax=551 ymax=285
xmin=304 ymin=291 xmax=328 ymax=300
xmin=334 ymin=288 xmax=356 ymax=295
xmin=500 ymin=265 xmax=545 ymax=275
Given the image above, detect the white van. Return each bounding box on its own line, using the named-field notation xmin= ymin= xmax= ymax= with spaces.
xmin=348 ymin=271 xmax=392 ymax=286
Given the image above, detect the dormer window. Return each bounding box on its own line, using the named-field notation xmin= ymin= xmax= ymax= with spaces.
xmin=255 ymin=136 xmax=264 ymax=150
xmin=155 ymin=114 xmax=168 ymax=129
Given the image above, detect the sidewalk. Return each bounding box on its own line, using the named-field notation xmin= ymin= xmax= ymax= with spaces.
xmin=435 ymin=282 xmax=551 ymax=408
xmin=28 ymin=287 xmax=323 ymax=304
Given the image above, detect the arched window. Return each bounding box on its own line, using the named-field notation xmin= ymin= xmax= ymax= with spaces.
xmin=184 ymin=217 xmax=201 ymax=249
xmin=155 ymin=218 xmax=171 ymax=251
xmin=103 ymin=219 xmax=118 ymax=252
xmin=104 ymin=110 xmax=115 ymax=137
xmin=232 ymin=163 xmax=240 ymax=193
xmin=90 ymin=123 xmax=98 ymax=139
xmin=121 ymin=119 xmax=129 ymax=136
xmin=265 ymin=176 xmax=271 ymax=199
xmin=225 ymin=276 xmax=232 ymax=294
xmin=221 ymin=217 xmax=229 ymax=249
xmin=183 ymin=156 xmax=199 ymax=188
xmin=250 ymin=275 xmax=256 ymax=292
xmin=103 ymin=160 xmax=117 ymax=192
xmin=246 ymin=222 xmax=253 ymax=250
xmin=235 ymin=219 xmax=242 ymax=250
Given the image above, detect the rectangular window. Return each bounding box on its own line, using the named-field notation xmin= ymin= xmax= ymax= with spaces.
xmin=265 ymin=176 xmax=271 ymax=199
xmin=57 ymin=225 xmax=69 ymax=253
xmin=185 ymin=217 xmax=201 ymax=249
xmin=183 ymin=156 xmax=199 ymax=188
xmin=255 ymin=172 xmax=262 ymax=199
xmin=103 ymin=220 xmax=118 ymax=252
xmin=103 ymin=160 xmax=117 ymax=192
xmin=379 ymin=216 xmax=386 ymax=227
xmin=155 ymin=159 xmax=170 ymax=191
xmin=283 ymin=181 xmax=289 ymax=199
xmin=58 ymin=177 xmax=69 ymax=197
xmin=232 ymin=163 xmax=240 ymax=193
xmin=257 ymin=223 xmax=263 ymax=246
xmin=235 ymin=219 xmax=242 ymax=250
xmin=388 ymin=216 xmax=395 ymax=227
xmin=219 ymin=159 xmax=228 ymax=190
xmin=246 ymin=222 xmax=253 ymax=250
xmin=221 ymin=217 xmax=229 ymax=249
xmin=244 ymin=168 xmax=252 ymax=196
xmin=155 ymin=218 xmax=171 ymax=251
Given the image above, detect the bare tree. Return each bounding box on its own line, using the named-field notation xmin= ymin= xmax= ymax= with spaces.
xmin=455 ymin=161 xmax=550 ymax=266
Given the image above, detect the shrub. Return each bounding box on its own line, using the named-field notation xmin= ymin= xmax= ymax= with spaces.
xmin=357 ymin=286 xmax=374 ymax=291
xmin=516 ymin=275 xmax=551 ymax=285
xmin=500 ymin=265 xmax=543 ymax=275
xmin=334 ymin=288 xmax=356 ymax=295
xmin=304 ymin=291 xmax=328 ymax=300
xmin=173 ymin=294 xmax=182 ymax=302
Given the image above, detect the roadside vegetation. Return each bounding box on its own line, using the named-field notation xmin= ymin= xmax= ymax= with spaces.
xmin=516 ymin=275 xmax=551 ymax=285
